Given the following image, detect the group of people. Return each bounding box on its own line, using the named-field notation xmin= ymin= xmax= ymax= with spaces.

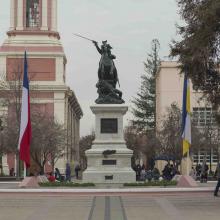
xmin=47 ymin=162 xmax=81 ymax=182
xmin=189 ymin=162 xmax=213 ymax=182
xmin=162 ymin=163 xmax=179 ymax=181
xmin=134 ymin=162 xmax=180 ymax=182
xmin=195 ymin=163 xmax=209 ymax=182
xmin=134 ymin=164 xmax=161 ymax=181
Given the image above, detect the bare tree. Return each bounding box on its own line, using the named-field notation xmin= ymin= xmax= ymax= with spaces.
xmin=157 ymin=103 xmax=182 ymax=165
xmin=0 ymin=58 xmax=25 ymax=177
xmin=124 ymin=125 xmax=160 ymax=169
xmin=79 ymin=133 xmax=95 ymax=170
xmin=157 ymin=103 xmax=203 ymax=167
xmin=30 ymin=113 xmax=67 ymax=174
xmin=196 ymin=112 xmax=220 ymax=171
xmin=0 ymin=57 xmax=36 ymax=177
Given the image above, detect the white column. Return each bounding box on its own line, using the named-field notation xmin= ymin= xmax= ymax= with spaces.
xmin=51 ymin=0 xmax=57 ymax=31
xmin=54 ymin=92 xmax=65 ymax=124
xmin=2 ymin=155 xmax=9 ymax=175
xmin=41 ymin=0 xmax=48 ymax=30
xmin=10 ymin=0 xmax=15 ymax=30
xmin=16 ymin=0 xmax=23 ymax=30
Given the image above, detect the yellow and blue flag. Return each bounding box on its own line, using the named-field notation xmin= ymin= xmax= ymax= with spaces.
xmin=181 ymin=73 xmax=191 ymax=156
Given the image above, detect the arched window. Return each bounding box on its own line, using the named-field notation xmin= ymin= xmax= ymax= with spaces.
xmin=26 ymin=0 xmax=40 ymax=28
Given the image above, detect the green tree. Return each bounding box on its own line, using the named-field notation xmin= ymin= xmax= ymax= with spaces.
xmin=132 ymin=39 xmax=160 ymax=132
xmin=170 ymin=0 xmax=220 ymax=123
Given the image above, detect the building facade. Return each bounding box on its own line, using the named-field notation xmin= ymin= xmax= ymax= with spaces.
xmin=156 ymin=61 xmax=219 ymax=172
xmin=0 ymin=0 xmax=83 ymax=174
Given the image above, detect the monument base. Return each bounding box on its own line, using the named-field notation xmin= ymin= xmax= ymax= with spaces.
xmin=83 ymin=148 xmax=135 ymax=184
xmin=83 ymin=104 xmax=136 ymax=184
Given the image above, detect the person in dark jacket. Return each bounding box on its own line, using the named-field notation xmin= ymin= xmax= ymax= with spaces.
xmin=74 ymin=163 xmax=81 ymax=179
xmin=65 ymin=163 xmax=71 ymax=182
xmin=214 ymin=163 xmax=220 ymax=197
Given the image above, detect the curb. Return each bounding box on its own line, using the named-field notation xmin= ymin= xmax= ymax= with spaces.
xmin=0 ymin=187 xmax=214 ymax=194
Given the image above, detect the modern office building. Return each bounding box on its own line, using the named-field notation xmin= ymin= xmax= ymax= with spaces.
xmin=156 ymin=61 xmax=219 ymax=171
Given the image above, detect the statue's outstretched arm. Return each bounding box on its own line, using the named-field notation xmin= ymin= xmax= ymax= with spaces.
xmin=93 ymin=41 xmax=102 ymax=54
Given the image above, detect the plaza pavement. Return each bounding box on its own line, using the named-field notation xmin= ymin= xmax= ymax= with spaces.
xmin=0 ymin=181 xmax=219 ymax=220
xmin=0 ymin=190 xmax=220 ymax=220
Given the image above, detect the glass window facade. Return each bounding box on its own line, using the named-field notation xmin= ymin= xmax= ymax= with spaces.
xmin=26 ymin=0 xmax=40 ymax=28
xmin=192 ymin=107 xmax=219 ymax=165
xmin=192 ymin=107 xmax=216 ymax=127
xmin=193 ymin=149 xmax=218 ymax=164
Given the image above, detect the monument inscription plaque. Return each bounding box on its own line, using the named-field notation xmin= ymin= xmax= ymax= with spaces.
xmin=101 ymin=118 xmax=118 ymax=133
xmin=105 ymin=175 xmax=113 ymax=180
xmin=102 ymin=160 xmax=117 ymax=165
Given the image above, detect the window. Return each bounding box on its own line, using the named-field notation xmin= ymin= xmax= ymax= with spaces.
xmin=192 ymin=107 xmax=216 ymax=127
xmin=192 ymin=107 xmax=219 ymax=166
xmin=26 ymin=0 xmax=40 ymax=28
xmin=193 ymin=149 xmax=218 ymax=164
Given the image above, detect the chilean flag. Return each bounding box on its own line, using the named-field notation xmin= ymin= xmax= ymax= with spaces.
xmin=18 ymin=51 xmax=32 ymax=168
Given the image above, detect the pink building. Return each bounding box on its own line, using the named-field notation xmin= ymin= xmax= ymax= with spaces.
xmin=0 ymin=0 xmax=83 ymax=175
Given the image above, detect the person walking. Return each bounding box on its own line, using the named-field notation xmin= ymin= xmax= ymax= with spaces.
xmin=74 ymin=163 xmax=81 ymax=179
xmin=65 ymin=163 xmax=71 ymax=182
xmin=189 ymin=167 xmax=196 ymax=180
xmin=214 ymin=162 xmax=220 ymax=197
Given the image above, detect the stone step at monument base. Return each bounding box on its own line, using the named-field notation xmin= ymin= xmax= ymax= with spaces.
xmin=83 ymin=170 xmax=135 ymax=184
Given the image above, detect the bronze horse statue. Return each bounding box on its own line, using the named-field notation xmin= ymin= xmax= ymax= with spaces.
xmin=93 ymin=40 xmax=118 ymax=88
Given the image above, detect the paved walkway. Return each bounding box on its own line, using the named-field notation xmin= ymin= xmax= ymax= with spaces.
xmin=0 ymin=192 xmax=219 ymax=220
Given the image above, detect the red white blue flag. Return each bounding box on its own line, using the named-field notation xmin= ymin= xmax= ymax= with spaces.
xmin=18 ymin=51 xmax=32 ymax=168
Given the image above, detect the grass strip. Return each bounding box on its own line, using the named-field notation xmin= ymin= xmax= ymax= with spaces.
xmin=124 ymin=180 xmax=177 ymax=187
xmin=39 ymin=182 xmax=95 ymax=187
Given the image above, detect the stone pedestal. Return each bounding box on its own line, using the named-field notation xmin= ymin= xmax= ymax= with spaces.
xmin=83 ymin=104 xmax=136 ymax=184
xmin=181 ymin=156 xmax=193 ymax=175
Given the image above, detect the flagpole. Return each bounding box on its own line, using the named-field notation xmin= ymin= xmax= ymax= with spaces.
xmin=186 ymin=150 xmax=190 ymax=176
xmin=23 ymin=162 xmax=26 ymax=178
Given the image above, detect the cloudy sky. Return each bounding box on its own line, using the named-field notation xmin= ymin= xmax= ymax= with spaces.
xmin=0 ymin=0 xmax=182 ymax=136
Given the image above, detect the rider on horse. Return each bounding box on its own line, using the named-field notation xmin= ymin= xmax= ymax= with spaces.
xmin=93 ymin=40 xmax=118 ymax=88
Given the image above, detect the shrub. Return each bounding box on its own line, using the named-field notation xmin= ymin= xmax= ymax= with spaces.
xmin=39 ymin=182 xmax=95 ymax=187
xmin=124 ymin=180 xmax=177 ymax=187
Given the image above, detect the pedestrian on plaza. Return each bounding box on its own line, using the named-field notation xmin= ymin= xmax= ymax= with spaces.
xmin=196 ymin=163 xmax=202 ymax=178
xmin=140 ymin=168 xmax=146 ymax=181
xmin=189 ymin=167 xmax=196 ymax=180
xmin=55 ymin=168 xmax=61 ymax=181
xmin=201 ymin=162 xmax=209 ymax=183
xmin=170 ymin=164 xmax=177 ymax=179
xmin=65 ymin=163 xmax=71 ymax=182
xmin=135 ymin=164 xmax=142 ymax=181
xmin=9 ymin=168 xmax=15 ymax=176
xmin=162 ymin=163 xmax=172 ymax=180
xmin=74 ymin=163 xmax=81 ymax=179
xmin=152 ymin=167 xmax=160 ymax=181
xmin=214 ymin=162 xmax=220 ymax=197
xmin=47 ymin=172 xmax=56 ymax=182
